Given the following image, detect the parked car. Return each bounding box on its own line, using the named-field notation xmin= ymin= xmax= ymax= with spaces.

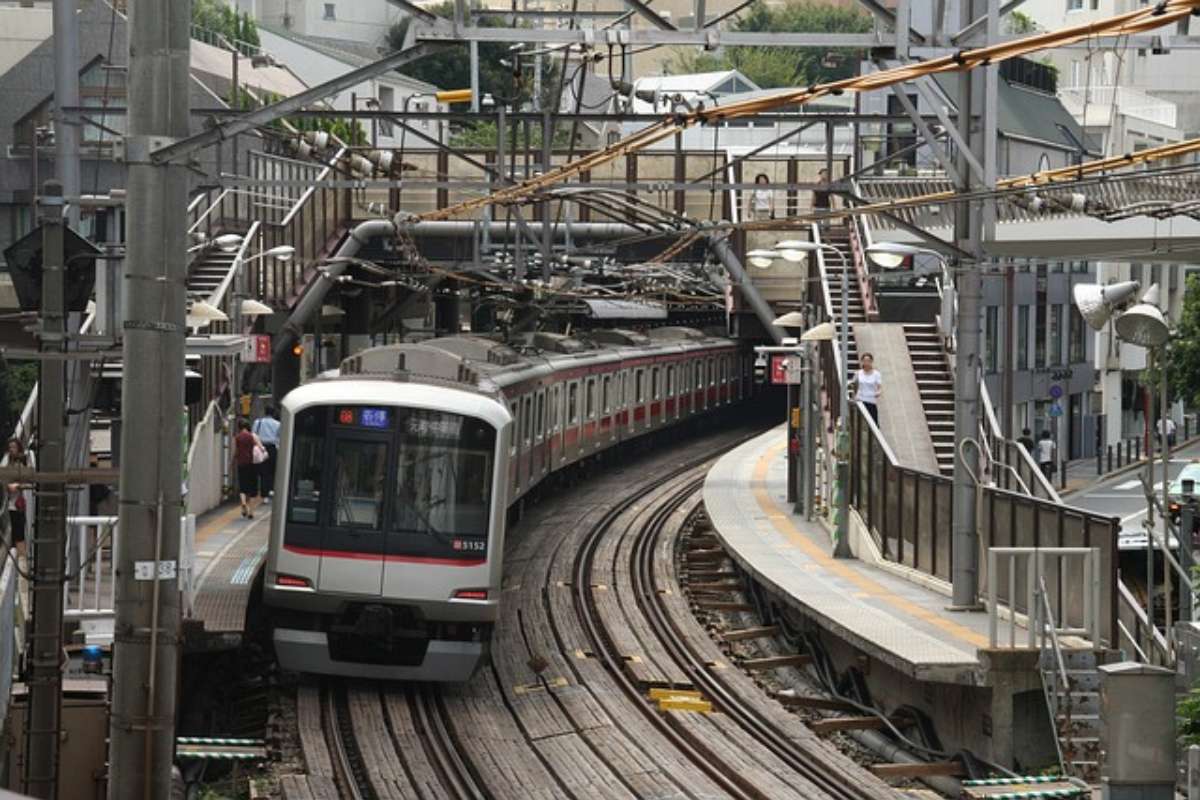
xmin=1167 ymin=461 xmax=1200 ymax=541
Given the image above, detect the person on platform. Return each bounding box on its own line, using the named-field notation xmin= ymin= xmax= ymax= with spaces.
xmin=253 ymin=405 xmax=282 ymax=502
xmin=852 ymin=353 xmax=882 ymax=426
xmin=1018 ymin=428 xmax=1035 ymax=455
xmin=1037 ymin=430 xmax=1057 ymax=480
xmin=4 ymin=437 xmax=31 ymax=560
xmin=234 ymin=419 xmax=265 ymax=519
xmin=749 ymin=173 xmax=775 ymax=221
xmin=1158 ymin=416 xmax=1177 ymax=450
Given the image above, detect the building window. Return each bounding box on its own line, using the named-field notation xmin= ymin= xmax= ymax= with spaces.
xmin=1049 ymin=304 xmax=1064 ymax=366
xmin=1067 ymin=0 xmax=1083 ymax=11
xmin=1035 ymin=269 xmax=1048 ymax=369
xmin=1017 ymin=305 xmax=1030 ymax=371
xmin=1070 ymin=305 xmax=1086 ymax=364
xmin=323 ymin=3 xmax=336 ymax=19
xmin=985 ymin=306 xmax=999 ymax=374
xmin=378 ymin=86 xmax=394 ymax=137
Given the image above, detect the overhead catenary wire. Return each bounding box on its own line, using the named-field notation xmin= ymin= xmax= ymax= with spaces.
xmin=415 ymin=0 xmax=1200 ymax=222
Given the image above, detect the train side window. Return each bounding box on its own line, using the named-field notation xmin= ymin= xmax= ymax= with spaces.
xmin=331 ymin=439 xmax=389 ymax=530
xmin=535 ymin=391 xmax=545 ymax=441
xmin=635 ymin=369 xmax=644 ymax=403
xmin=695 ymin=362 xmax=702 ymax=390
xmin=522 ymin=396 xmax=532 ymax=446
xmin=666 ymin=365 xmax=674 ymax=396
xmin=651 ymin=367 xmax=660 ymax=400
xmin=568 ymin=382 xmax=579 ymax=424
xmin=708 ymin=358 xmax=716 ymax=386
xmin=586 ymin=378 xmax=596 ymax=419
xmin=287 ymin=406 xmax=326 ymax=525
xmin=602 ymin=375 xmax=611 ymax=413
xmin=509 ymin=401 xmax=519 ymax=454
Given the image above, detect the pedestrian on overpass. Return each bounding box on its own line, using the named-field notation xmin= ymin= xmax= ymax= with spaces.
xmin=1018 ymin=428 xmax=1035 ymax=456
xmin=852 ymin=353 xmax=882 ymax=426
xmin=253 ymin=405 xmax=281 ymax=502
xmin=1037 ymin=430 xmax=1056 ymax=480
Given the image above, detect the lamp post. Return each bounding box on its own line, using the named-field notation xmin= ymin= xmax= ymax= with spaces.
xmin=773 ymin=239 xmax=852 ymax=557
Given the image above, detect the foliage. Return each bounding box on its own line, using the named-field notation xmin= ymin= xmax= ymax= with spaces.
xmin=385 ymin=2 xmax=560 ymax=110
xmin=449 ymin=120 xmax=572 ymax=150
xmin=1180 ymin=686 xmax=1200 ymax=748
xmin=670 ymin=1 xmax=872 ymax=89
xmin=0 ymin=361 xmax=37 ymax=438
xmin=249 ymin=90 xmax=368 ymax=147
xmin=1006 ymin=10 xmax=1037 ymax=34
xmin=192 ymin=0 xmax=260 ymax=48
xmin=1166 ymin=273 xmax=1200 ymax=408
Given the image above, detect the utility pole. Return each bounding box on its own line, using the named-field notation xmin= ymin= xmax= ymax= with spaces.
xmin=108 ymin=0 xmax=190 ymax=797
xmin=24 ymin=180 xmax=68 ymax=800
xmin=52 ymin=0 xmax=79 ymax=229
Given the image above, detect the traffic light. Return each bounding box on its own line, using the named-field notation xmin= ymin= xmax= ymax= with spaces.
xmin=291 ymin=342 xmax=304 ymax=357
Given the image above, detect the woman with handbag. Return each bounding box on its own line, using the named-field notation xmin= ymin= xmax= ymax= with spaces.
xmin=234 ymin=419 xmax=267 ymax=519
xmin=5 ymin=437 xmax=32 ymax=560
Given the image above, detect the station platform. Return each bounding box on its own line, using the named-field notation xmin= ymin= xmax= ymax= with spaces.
xmin=185 ymin=504 xmax=270 ymax=650
xmin=704 ymin=426 xmax=1053 ymax=767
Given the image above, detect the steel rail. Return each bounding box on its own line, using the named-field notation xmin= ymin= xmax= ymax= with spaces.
xmin=571 ymin=445 xmax=766 ymax=800
xmin=407 ymin=686 xmax=487 ymax=800
xmin=322 ymin=683 xmax=372 ymax=800
xmin=633 ymin=484 xmax=884 ymax=800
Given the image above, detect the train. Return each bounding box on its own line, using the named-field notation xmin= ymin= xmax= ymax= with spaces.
xmin=262 ymin=326 xmax=752 ymax=681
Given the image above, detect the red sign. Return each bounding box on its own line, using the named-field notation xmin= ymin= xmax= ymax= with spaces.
xmin=770 ymin=355 xmax=788 ymax=385
xmin=242 ymin=334 xmax=272 ymax=364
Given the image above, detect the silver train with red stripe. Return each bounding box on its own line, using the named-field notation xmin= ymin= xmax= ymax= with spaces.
xmin=263 ymin=327 xmax=749 ymax=681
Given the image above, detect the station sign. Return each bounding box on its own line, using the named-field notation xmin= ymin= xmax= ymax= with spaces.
xmin=771 ymin=355 xmax=789 ymax=384
xmin=242 ymin=334 xmax=272 ymax=363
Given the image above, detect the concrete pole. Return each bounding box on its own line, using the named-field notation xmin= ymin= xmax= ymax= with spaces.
xmin=108 ymin=0 xmax=190 ymax=797
xmin=804 ymin=339 xmax=818 ymax=521
xmin=52 ymin=0 xmax=79 ymax=229
xmin=23 ymin=180 xmax=68 ymax=800
xmin=832 ymin=244 xmax=852 ymax=558
xmin=470 ymin=41 xmax=480 ymax=113
xmin=949 ymin=0 xmax=987 ymax=610
xmin=1161 ymin=358 xmax=1171 ymax=636
xmin=707 ymin=235 xmax=784 ymax=345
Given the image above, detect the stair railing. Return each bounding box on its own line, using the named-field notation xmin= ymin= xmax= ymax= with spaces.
xmin=1116 ymin=578 xmax=1171 ymax=663
xmin=206 ymin=220 xmax=261 ymax=326
xmin=845 ymin=206 xmax=880 ymax=321
xmin=1035 ymin=574 xmax=1071 ymax=777
xmin=986 ymin=546 xmax=1102 ymax=649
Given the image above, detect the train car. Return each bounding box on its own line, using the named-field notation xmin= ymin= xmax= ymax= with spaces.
xmin=262 ymin=328 xmax=749 ymax=681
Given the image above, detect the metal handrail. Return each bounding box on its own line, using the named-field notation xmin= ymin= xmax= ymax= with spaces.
xmin=1117 ymin=619 xmax=1150 ymax=663
xmin=1117 ymin=577 xmax=1171 ymax=662
xmin=206 ymin=220 xmax=260 ymax=310
xmin=278 ymin=147 xmax=346 ymax=228
xmin=1037 ymin=575 xmax=1071 ymax=686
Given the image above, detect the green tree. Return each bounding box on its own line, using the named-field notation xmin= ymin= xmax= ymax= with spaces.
xmin=449 ymin=120 xmax=571 ymax=150
xmin=386 ymin=2 xmax=559 ymax=110
xmin=670 ymin=1 xmax=872 ymax=89
xmin=1006 ymin=11 xmax=1037 ymax=34
xmin=1166 ymin=273 xmax=1200 ymax=407
xmin=192 ymin=0 xmax=259 ymax=47
xmin=0 ymin=361 xmax=37 ymax=437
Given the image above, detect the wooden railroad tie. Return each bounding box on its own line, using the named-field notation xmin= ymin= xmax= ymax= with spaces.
xmin=692 ymin=600 xmax=754 ymax=612
xmin=720 ymin=625 xmax=780 ymax=642
xmin=687 ymin=581 xmax=743 ymax=592
xmin=684 ymin=569 xmax=739 ymax=581
xmin=869 ymin=761 xmax=965 ymax=780
xmin=685 ymin=548 xmax=727 ymax=562
xmin=740 ymin=654 xmax=813 ymax=671
xmin=810 ymin=714 xmax=911 ymax=735
xmin=772 ymin=692 xmax=856 ymax=712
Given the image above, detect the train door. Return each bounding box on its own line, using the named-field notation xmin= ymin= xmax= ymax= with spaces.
xmin=666 ymin=365 xmax=677 ymax=421
xmin=566 ymin=381 xmax=581 ymax=463
xmin=533 ymin=389 xmax=547 ymax=479
xmin=317 ymin=425 xmax=392 ymax=595
xmin=520 ymin=394 xmax=533 ymax=488
xmin=551 ymin=385 xmax=564 ymax=465
xmin=602 ymin=374 xmax=616 ymax=443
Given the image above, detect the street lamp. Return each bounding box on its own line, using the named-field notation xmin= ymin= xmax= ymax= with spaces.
xmin=772 ymin=238 xmax=852 ymax=557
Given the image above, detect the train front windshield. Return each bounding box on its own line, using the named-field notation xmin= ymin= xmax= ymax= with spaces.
xmin=284 ymin=405 xmax=497 ymax=562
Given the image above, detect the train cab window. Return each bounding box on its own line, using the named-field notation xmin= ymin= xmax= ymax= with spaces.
xmin=392 ymin=410 xmax=495 ymax=543
xmin=332 ymin=440 xmax=389 ymax=530
xmin=651 ymin=367 xmax=660 ymax=400
xmin=568 ymin=382 xmax=579 ymax=424
xmin=287 ymin=407 xmax=327 ymax=525
xmin=535 ymin=391 xmax=545 ymax=440
xmin=602 ymin=375 xmax=611 ymax=413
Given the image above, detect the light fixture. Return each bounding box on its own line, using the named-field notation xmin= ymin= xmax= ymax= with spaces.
xmin=1071 ymin=280 xmax=1140 ymax=331
xmin=774 ymin=239 xmax=818 ymax=263
xmin=320 ymin=304 xmax=345 ymax=318
xmin=263 ymin=245 xmax=295 ymax=262
xmin=747 ymin=249 xmax=780 ymax=268
xmin=241 ymin=298 xmax=274 ymax=316
xmin=189 ymin=300 xmax=229 ymax=322
xmin=772 ymin=311 xmax=807 ymax=327
xmin=865 ymin=241 xmax=926 ymax=269
xmin=214 ymin=233 xmax=244 ymax=253
xmin=800 ymin=321 xmax=836 ymax=342
xmin=1113 ymin=283 xmax=1170 ymax=347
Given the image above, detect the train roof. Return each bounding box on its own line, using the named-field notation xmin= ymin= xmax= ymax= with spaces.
xmin=330 ymin=328 xmax=735 ymax=397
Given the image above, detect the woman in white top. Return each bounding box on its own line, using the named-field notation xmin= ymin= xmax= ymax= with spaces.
xmin=749 ymin=173 xmax=774 ymax=220
xmin=853 ymin=353 xmax=882 ymax=426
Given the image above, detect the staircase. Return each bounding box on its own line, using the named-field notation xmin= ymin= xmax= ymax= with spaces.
xmin=1040 ymin=648 xmax=1102 ymax=783
xmin=187 ymin=246 xmax=240 ymax=304
xmin=820 ymin=226 xmax=867 ymax=385
xmin=903 ymin=324 xmax=955 ymax=474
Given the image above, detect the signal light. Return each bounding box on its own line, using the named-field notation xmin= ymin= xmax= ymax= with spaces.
xmin=291 ymin=343 xmax=304 ymax=357
xmin=453 ymin=589 xmax=488 ymax=601
xmin=276 ymin=574 xmax=311 ymax=588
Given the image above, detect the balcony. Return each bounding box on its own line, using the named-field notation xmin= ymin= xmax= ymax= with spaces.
xmin=1057 ymin=84 xmax=1178 ymax=129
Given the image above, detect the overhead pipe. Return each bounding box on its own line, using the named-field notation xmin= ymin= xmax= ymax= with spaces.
xmin=708 ymin=234 xmax=784 ymax=344
xmin=404 ymin=220 xmax=646 ymax=241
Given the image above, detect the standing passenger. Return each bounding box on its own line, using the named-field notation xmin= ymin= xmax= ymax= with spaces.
xmin=253 ymin=405 xmax=281 ymax=502
xmin=749 ymin=173 xmax=775 ymax=221
xmin=235 ymin=420 xmax=264 ymax=519
xmin=852 ymin=353 xmax=882 ymax=426
xmin=4 ymin=438 xmax=31 ymax=561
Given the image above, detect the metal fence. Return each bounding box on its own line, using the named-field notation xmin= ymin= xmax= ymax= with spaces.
xmin=849 ymin=402 xmax=1120 ymax=646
